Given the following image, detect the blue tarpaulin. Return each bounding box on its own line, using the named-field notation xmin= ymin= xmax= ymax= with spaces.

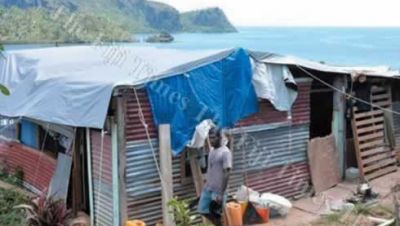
xmin=146 ymin=48 xmax=259 ymax=155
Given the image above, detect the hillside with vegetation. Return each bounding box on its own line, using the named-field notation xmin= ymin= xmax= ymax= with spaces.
xmin=181 ymin=7 xmax=237 ymax=33
xmin=0 ymin=7 xmax=132 ymax=43
xmin=0 ymin=0 xmax=237 ymax=43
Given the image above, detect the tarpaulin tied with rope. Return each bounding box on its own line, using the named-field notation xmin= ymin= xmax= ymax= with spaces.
xmin=146 ymin=48 xmax=259 ymax=155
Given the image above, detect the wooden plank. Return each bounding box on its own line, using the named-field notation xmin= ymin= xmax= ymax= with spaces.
xmin=359 ymin=139 xmax=385 ymax=150
xmin=72 ymin=129 xmax=82 ymax=216
xmin=188 ymin=150 xmax=204 ymax=196
xmin=356 ymin=124 xmax=384 ymax=134
xmin=363 ymin=151 xmax=395 ymax=165
xmin=360 ymin=147 xmax=387 ymax=157
xmin=355 ymin=117 xmax=384 ymax=127
xmin=354 ymin=110 xmax=384 ymax=120
xmin=116 ymin=95 xmax=128 ymax=224
xmin=371 ymin=86 xmax=387 ymax=93
xmin=373 ymin=101 xmax=391 ymax=107
xmin=365 ymin=165 xmax=397 ymax=181
xmin=351 ymin=85 xmax=396 ymax=182
xmin=351 ymin=116 xmax=366 ymax=181
xmin=364 ymin=158 xmax=397 ymax=173
xmin=85 ymin=128 xmax=94 ymax=226
xmin=159 ymin=124 xmax=174 ymax=226
xmin=371 ymin=93 xmax=390 ymax=101
xmin=358 ymin=131 xmax=384 ymax=142
xmin=332 ymin=77 xmax=347 ymax=177
xmin=111 ymin=122 xmax=120 ymax=226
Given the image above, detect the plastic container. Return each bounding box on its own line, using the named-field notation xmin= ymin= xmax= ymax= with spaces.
xmin=225 ymin=202 xmax=243 ymax=226
xmin=255 ymin=206 xmax=270 ymax=223
xmin=125 ymin=220 xmax=146 ymax=226
xmin=239 ymin=201 xmax=248 ymax=217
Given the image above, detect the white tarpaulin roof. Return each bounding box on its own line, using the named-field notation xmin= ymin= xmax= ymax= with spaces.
xmin=0 ymin=46 xmax=234 ymax=128
xmin=1 ymin=46 xmax=398 ymax=130
xmin=249 ymin=51 xmax=400 ymax=78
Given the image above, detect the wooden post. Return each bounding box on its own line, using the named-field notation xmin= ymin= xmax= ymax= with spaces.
xmin=72 ymin=128 xmax=82 ymax=216
xmin=85 ymin=128 xmax=94 ymax=226
xmin=392 ymin=184 xmax=400 ymax=226
xmin=332 ymin=76 xmax=347 ymax=178
xmin=111 ymin=122 xmax=120 ymax=226
xmin=159 ymin=124 xmax=174 ymax=226
xmin=116 ymin=96 xmax=128 ymax=224
xmin=188 ymin=150 xmax=204 ymax=196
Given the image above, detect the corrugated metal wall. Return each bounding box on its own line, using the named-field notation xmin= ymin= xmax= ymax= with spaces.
xmin=393 ymin=102 xmax=400 ymax=146
xmin=238 ymin=81 xmax=311 ymax=126
xmin=123 ymin=80 xmax=312 ymax=224
xmin=90 ymin=130 xmax=114 ymax=226
xmin=0 ymin=140 xmax=56 ymax=192
xmin=125 ymin=138 xmax=199 ymax=225
xmin=231 ymin=124 xmax=309 ymax=172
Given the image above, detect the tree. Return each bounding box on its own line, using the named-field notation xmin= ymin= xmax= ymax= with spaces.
xmin=0 ymin=43 xmax=9 ymax=96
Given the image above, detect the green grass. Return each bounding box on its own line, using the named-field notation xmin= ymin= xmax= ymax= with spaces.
xmin=0 ymin=187 xmax=27 ymax=226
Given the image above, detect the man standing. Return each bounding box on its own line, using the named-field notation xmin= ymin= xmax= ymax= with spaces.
xmin=198 ymin=130 xmax=232 ymax=226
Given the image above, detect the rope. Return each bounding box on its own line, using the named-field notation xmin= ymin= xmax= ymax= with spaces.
xmin=132 ymin=87 xmax=166 ymax=185
xmin=296 ymin=65 xmax=400 ymax=116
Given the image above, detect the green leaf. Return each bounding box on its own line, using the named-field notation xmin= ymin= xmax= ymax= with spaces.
xmin=0 ymin=84 xmax=9 ymax=96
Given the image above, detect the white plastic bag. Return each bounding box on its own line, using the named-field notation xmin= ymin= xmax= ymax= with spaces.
xmin=259 ymin=193 xmax=292 ymax=216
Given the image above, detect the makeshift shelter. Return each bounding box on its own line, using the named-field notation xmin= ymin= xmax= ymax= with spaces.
xmin=0 ymin=45 xmax=399 ymax=226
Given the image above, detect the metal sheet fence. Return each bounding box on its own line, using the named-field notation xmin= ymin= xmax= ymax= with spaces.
xmin=231 ymin=123 xmax=310 ymax=173
xmin=90 ymin=130 xmax=114 ymax=226
xmin=125 ymin=123 xmax=311 ymax=224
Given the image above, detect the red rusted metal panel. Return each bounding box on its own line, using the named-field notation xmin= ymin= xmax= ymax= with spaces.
xmin=238 ymin=81 xmax=311 ymax=127
xmin=0 ymin=140 xmax=56 ymax=192
xmin=124 ymin=89 xmax=158 ymax=142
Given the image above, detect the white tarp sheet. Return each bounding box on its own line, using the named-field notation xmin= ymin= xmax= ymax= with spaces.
xmin=0 ymin=46 xmax=234 ymax=128
xmin=252 ymin=60 xmax=298 ymax=111
xmin=249 ymin=51 xmax=400 ymax=78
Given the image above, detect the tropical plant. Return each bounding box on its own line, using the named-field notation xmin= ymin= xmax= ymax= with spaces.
xmin=0 ymin=187 xmax=27 ymax=226
xmin=0 ymin=43 xmax=9 ymax=96
xmin=16 ymin=190 xmax=74 ymax=226
xmin=168 ymin=197 xmax=213 ymax=226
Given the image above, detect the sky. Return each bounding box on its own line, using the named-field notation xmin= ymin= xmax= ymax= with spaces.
xmin=158 ymin=0 xmax=400 ymax=27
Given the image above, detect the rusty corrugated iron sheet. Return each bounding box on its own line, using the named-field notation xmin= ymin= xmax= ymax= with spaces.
xmin=125 ymin=89 xmax=158 ymax=141
xmin=123 ymin=81 xmax=311 ymax=223
xmin=237 ymin=81 xmax=311 ymax=127
xmin=125 ymin=123 xmax=311 ymax=223
xmin=0 ymin=140 xmax=56 ymax=192
xmin=90 ymin=130 xmax=114 ymax=226
xmin=123 ymin=80 xmax=311 ymax=143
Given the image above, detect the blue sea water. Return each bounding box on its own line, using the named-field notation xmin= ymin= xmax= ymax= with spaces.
xmin=6 ymin=27 xmax=400 ymax=69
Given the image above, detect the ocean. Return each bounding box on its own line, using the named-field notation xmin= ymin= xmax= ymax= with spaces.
xmin=5 ymin=27 xmax=400 ymax=69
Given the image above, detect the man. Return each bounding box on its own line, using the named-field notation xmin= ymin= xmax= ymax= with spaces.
xmin=198 ymin=129 xmax=232 ymax=226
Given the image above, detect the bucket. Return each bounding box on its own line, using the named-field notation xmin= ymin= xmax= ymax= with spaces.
xmin=125 ymin=220 xmax=146 ymax=226
xmin=255 ymin=206 xmax=270 ymax=223
xmin=225 ymin=202 xmax=243 ymax=226
xmin=239 ymin=201 xmax=248 ymax=217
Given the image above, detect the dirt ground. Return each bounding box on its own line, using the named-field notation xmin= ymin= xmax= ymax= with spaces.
xmin=264 ymin=170 xmax=400 ymax=226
